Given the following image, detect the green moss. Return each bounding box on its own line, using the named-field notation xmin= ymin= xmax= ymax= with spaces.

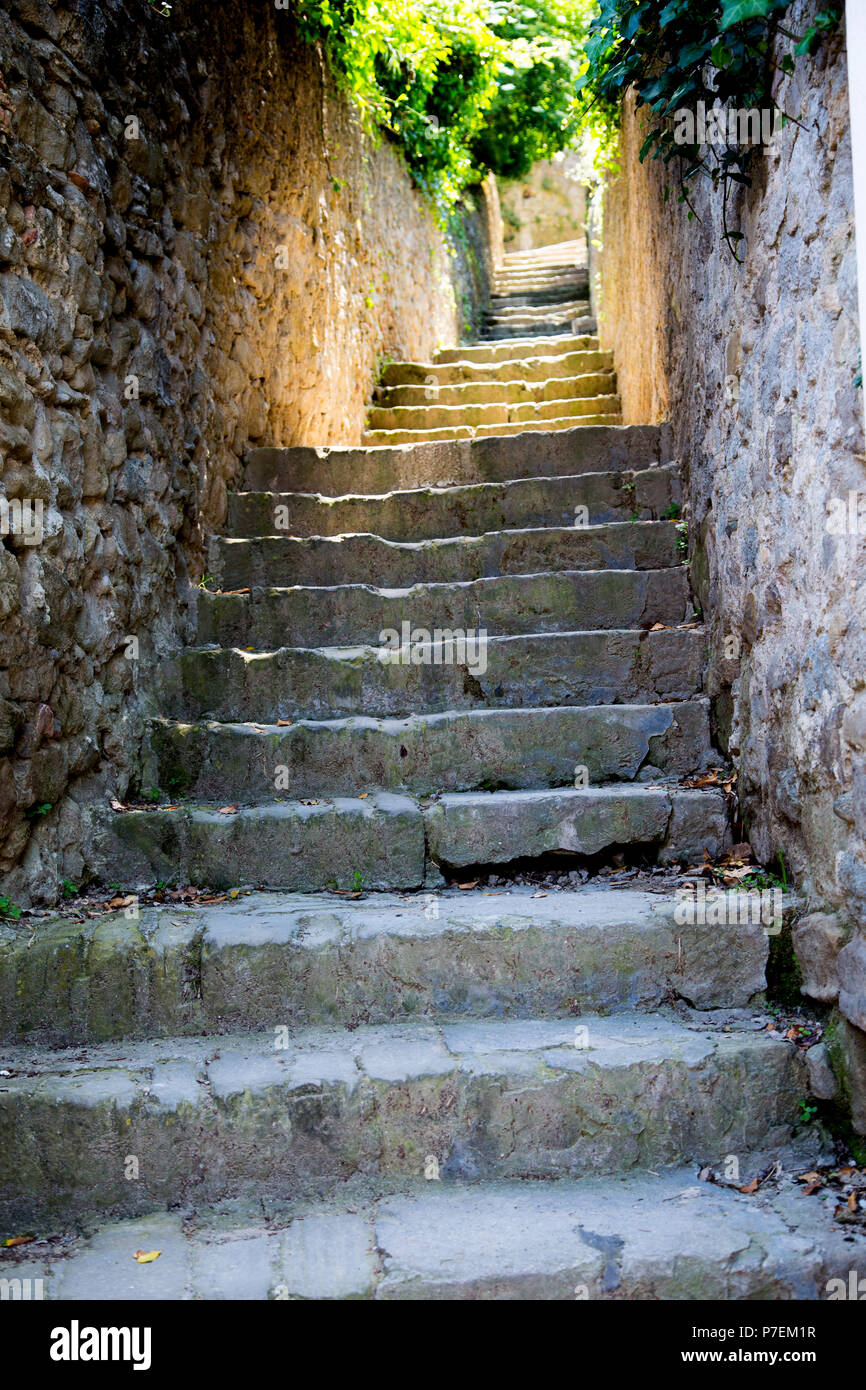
xmin=766 ymin=922 xmax=804 ymax=1009
xmin=817 ymin=1015 xmax=866 ymax=1164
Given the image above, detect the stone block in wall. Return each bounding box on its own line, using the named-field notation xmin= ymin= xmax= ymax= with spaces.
xmin=838 ymin=934 xmax=866 ymax=1033
xmin=831 ymin=1018 xmax=866 ymax=1135
xmin=793 ymin=911 xmax=847 ymax=1003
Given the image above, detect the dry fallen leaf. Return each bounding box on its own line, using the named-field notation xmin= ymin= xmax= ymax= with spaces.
xmin=3 ymin=1235 xmax=34 ymax=1248
xmin=849 ymin=1191 xmax=860 ymax=1212
xmin=218 ymin=805 xmax=239 ymax=815
xmin=738 ymin=1177 xmax=760 ymax=1194
xmin=457 ymin=881 xmax=479 ymax=890
xmin=532 ymin=891 xmax=548 ymax=898
xmin=300 ymin=799 xmax=319 ymax=806
xmin=277 ymin=719 xmax=292 ymax=727
xmin=358 ymin=792 xmax=369 ymax=799
xmin=132 ymin=1249 xmax=161 ymax=1264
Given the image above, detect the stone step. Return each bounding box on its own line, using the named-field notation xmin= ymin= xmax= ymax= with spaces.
xmin=374 ymin=371 xmax=616 ymax=410
xmin=227 ymin=466 xmax=679 ymax=542
xmin=489 ymin=286 xmax=588 ymax=309
xmin=197 ymin=567 xmax=691 ymax=649
xmin=91 ymin=785 xmax=729 ymax=893
xmin=485 ymin=301 xmax=590 ymax=325
xmin=151 ymin=700 xmax=713 ymax=801
xmin=482 ymin=321 xmax=592 ymax=342
xmin=490 ymin=279 xmax=587 ymax=298
xmin=164 ymin=630 xmax=705 ymax=722
xmin=91 ymin=792 xmax=426 ymax=893
xmin=19 ymin=1167 xmax=856 ymax=1300
xmin=360 ymin=412 xmax=623 ymax=447
xmin=434 ymin=334 xmax=597 ymax=364
xmin=365 ymin=390 xmax=620 ymax=435
xmin=0 ymin=888 xmax=768 ymax=1044
xmin=244 ymin=425 xmax=669 ymax=495
xmin=380 ymin=349 xmax=612 ymax=387
xmin=0 ymin=1012 xmax=805 ymax=1224
xmin=210 ymin=520 xmax=684 ymax=589
xmin=424 ymin=784 xmax=732 ymax=871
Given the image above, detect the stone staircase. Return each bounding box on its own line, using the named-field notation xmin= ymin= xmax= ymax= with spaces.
xmin=0 ymin=242 xmax=858 ymax=1300
xmin=362 ymin=242 xmax=620 ymax=447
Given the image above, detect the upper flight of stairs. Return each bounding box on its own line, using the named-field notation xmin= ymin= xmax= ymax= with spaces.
xmin=0 ymin=240 xmax=852 ymax=1300
xmin=362 ymin=243 xmax=619 ymax=447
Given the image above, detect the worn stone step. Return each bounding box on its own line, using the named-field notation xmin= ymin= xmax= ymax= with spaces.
xmin=0 ymin=1013 xmax=806 ymax=1224
xmin=380 ymin=349 xmax=612 ymax=388
xmin=151 ymin=701 xmax=713 ymax=801
xmin=0 ymin=888 xmax=768 ymax=1045
xmin=489 ymin=287 xmax=588 ymax=310
xmin=434 ymin=334 xmax=597 ymax=365
xmin=485 ymin=301 xmax=590 ymax=324
xmin=425 ymin=784 xmax=732 ymax=870
xmin=360 ymin=412 xmax=623 ymax=447
xmin=244 ymin=424 xmax=668 ymax=495
xmin=197 ymin=567 xmax=691 ymax=649
xmin=490 ymin=282 xmax=587 ymax=301
xmin=366 ymin=389 xmax=620 ymax=434
xmin=90 ymin=793 xmax=426 ymax=894
xmin=487 ymin=292 xmax=589 ymax=313
xmin=227 ymin=467 xmax=679 ymax=541
xmin=374 ymin=371 xmax=616 ymax=409
xmin=482 ymin=321 xmax=590 ymax=342
xmin=18 ymin=1167 xmax=857 ymax=1300
xmin=212 ymin=520 xmax=684 ymax=590
xmin=90 ymin=784 xmax=729 ymax=893
xmin=165 ymin=630 xmax=705 ymax=722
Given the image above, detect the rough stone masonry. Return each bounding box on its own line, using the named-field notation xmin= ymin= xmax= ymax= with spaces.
xmin=0 ymin=0 xmax=496 ymax=902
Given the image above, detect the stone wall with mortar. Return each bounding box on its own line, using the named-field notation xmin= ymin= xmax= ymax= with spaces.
xmin=590 ymin=5 xmax=866 ymax=1128
xmin=0 ymin=0 xmax=490 ymax=904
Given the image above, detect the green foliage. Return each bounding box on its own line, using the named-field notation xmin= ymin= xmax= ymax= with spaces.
xmin=577 ymin=0 xmax=841 ymax=254
xmin=471 ymin=1 xmax=593 ymax=180
xmin=292 ymin=0 xmax=593 ymax=209
xmin=0 ymin=895 xmax=22 ymax=920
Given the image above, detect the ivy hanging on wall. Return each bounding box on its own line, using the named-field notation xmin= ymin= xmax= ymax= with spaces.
xmin=577 ymin=0 xmax=841 ymax=257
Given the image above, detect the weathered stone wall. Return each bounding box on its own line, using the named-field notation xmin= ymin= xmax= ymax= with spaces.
xmin=591 ymin=5 xmax=866 ymax=1126
xmin=500 ymin=152 xmax=588 ymax=251
xmin=0 ymin=0 xmax=487 ymax=903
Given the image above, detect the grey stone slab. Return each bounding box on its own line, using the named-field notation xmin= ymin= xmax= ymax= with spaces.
xmin=0 ymin=1014 xmax=807 ymax=1225
xmin=196 ymin=568 xmax=691 ymax=650
xmin=424 ymin=785 xmax=730 ymax=868
xmin=160 ymin=631 xmax=706 ymax=723
xmin=243 ymin=425 xmax=668 ymax=496
xmin=53 ymin=1214 xmax=191 ymax=1300
xmin=211 ymin=521 xmax=682 ymax=590
xmin=151 ymin=700 xmax=712 ymax=801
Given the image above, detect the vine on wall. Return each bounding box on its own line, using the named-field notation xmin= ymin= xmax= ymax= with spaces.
xmin=577 ymin=0 xmax=841 ymax=255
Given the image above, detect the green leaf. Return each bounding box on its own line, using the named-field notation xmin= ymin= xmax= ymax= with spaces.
xmin=711 ymin=42 xmax=733 ymax=68
xmin=720 ymin=0 xmax=773 ymax=30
